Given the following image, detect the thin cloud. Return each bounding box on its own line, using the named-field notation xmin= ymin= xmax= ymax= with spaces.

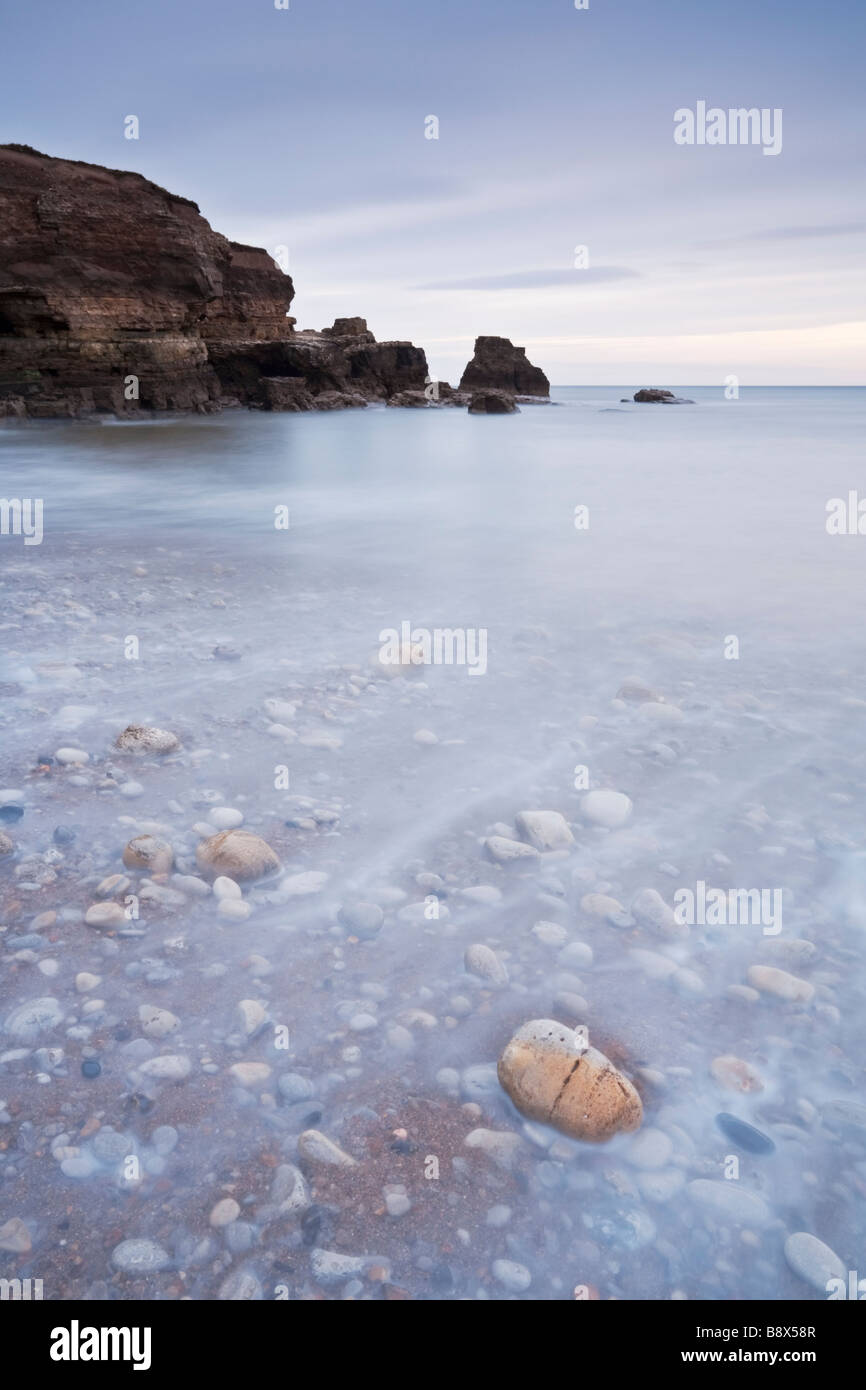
xmin=414 ymin=267 xmax=641 ymax=291
xmin=700 ymin=222 xmax=866 ymax=247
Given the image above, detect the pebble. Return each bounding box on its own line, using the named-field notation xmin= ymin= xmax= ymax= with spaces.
xmin=515 ymin=810 xmax=574 ymax=851
xmin=492 ymin=1259 xmax=531 ymax=1293
xmin=218 ymin=898 xmax=253 ymax=921
xmin=464 ymin=943 xmax=508 ymax=985
xmin=580 ymin=790 xmax=633 ymax=829
xmin=580 ymin=892 xmax=626 ymax=920
xmin=138 ymin=1005 xmax=180 ymax=1039
xmin=498 ymin=1019 xmax=642 ymax=1142
xmin=0 ymin=1217 xmax=32 ymax=1253
xmin=209 ymin=806 xmax=244 ymax=830
xmin=687 ymin=1180 xmax=772 ymax=1226
xmin=413 ymin=729 xmax=438 ymax=745
xmin=3 ymin=996 xmax=64 ymax=1042
xmin=123 ymin=835 xmax=174 ymax=874
xmin=213 ymin=875 xmax=242 ymax=900
xmin=209 ymin=1197 xmax=241 ymax=1228
xmin=236 ymin=1000 xmax=267 ymax=1036
xmin=281 ymin=870 xmax=329 ymax=896
xmin=485 ymin=835 xmax=539 ymax=863
xmin=310 ymin=1248 xmax=389 ymax=1284
xmin=746 ymin=965 xmax=814 ymax=1003
xmin=96 ymin=873 xmax=131 ymax=898
xmin=229 ymin=1062 xmax=271 ymax=1087
xmin=278 ymin=1072 xmax=314 ymax=1102
xmin=111 ymin=1238 xmax=171 ymax=1273
xmin=464 ymin=1129 xmax=523 ymax=1170
xmin=631 ymin=887 xmax=685 ymax=938
xmin=218 ymin=1267 xmax=263 ymax=1300
xmin=532 ymin=920 xmax=568 ymax=947
xmin=298 ymin=1129 xmax=358 ymax=1168
xmin=715 ymin=1113 xmax=776 ymax=1154
xmin=196 ymin=830 xmax=280 ymax=882
xmin=55 ymin=747 xmax=89 ymax=765
xmin=115 ymin=724 xmax=180 ymax=754
xmin=75 ymin=972 xmax=102 ymax=993
xmin=118 ymin=781 xmax=145 ymax=798
xmin=338 ymin=902 xmax=384 ymax=938
xmin=784 ymin=1232 xmax=846 ymax=1292
xmin=710 ymin=1055 xmax=764 ymax=1093
xmin=137 ymin=1055 xmax=191 ymax=1080
xmin=85 ymin=902 xmax=126 ymax=928
xmin=0 ymin=831 xmax=14 ymax=855
xmin=625 ymin=1127 xmax=673 ymax=1170
xmin=385 ymin=1191 xmax=412 ymax=1217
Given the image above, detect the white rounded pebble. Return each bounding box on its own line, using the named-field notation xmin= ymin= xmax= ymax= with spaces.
xmin=209 ymin=1197 xmax=241 ymax=1228
xmin=85 ymin=902 xmax=126 ymax=929
xmin=580 ymin=789 xmax=633 ymax=829
xmin=784 ymin=1232 xmax=846 ymax=1291
xmin=55 ymin=747 xmax=89 ymax=765
xmin=75 ymin=972 xmax=101 ymax=993
xmin=492 ymin=1259 xmax=531 ymax=1292
xmin=118 ymin=781 xmax=145 ymax=799
xmin=213 ymin=875 xmax=242 ymax=900
xmin=218 ymin=898 xmax=253 ymax=921
xmin=111 ymin=1238 xmax=170 ymax=1273
xmin=209 ymin=807 xmax=244 ymax=830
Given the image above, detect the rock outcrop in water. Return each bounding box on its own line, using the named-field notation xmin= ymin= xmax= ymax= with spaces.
xmin=0 ymin=145 xmax=428 ymax=418
xmin=459 ymin=336 xmax=549 ymax=397
xmin=633 ymin=388 xmax=694 ymax=404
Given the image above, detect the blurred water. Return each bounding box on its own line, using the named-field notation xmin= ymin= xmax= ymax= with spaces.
xmin=0 ymin=388 xmax=864 ymax=1301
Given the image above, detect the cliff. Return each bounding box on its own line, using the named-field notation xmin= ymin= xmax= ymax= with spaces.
xmin=458 ymin=336 xmax=549 ymax=397
xmin=0 ymin=145 xmax=428 ymax=417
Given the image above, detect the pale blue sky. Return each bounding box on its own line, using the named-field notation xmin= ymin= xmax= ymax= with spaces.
xmin=3 ymin=0 xmax=864 ymax=382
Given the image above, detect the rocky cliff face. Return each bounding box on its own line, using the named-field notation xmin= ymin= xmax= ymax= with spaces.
xmin=0 ymin=145 xmax=428 ymax=417
xmin=458 ymin=336 xmax=549 ymax=397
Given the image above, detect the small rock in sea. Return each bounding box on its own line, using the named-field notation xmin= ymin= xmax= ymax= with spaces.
xmin=96 ymin=873 xmax=131 ymax=898
xmin=278 ymin=1072 xmax=314 ymax=1102
xmin=218 ymin=898 xmax=252 ymax=921
xmin=746 ymin=965 xmax=814 ymax=1003
xmin=111 ymin=1237 xmax=171 ymax=1273
xmin=208 ymin=806 xmax=244 ymax=830
xmin=498 ymin=1019 xmax=642 ymax=1142
xmin=209 ymin=1197 xmax=240 ymax=1228
xmin=118 ymin=781 xmax=145 ymax=798
xmin=710 ymin=1055 xmax=764 ymax=1094
xmin=264 ymin=698 xmax=297 ymax=722
xmin=75 ymin=972 xmax=101 ymax=993
xmin=298 ymin=1129 xmax=358 ymax=1168
xmin=616 ymin=677 xmax=664 ymax=703
xmin=580 ymin=790 xmax=633 ymax=829
xmin=784 ymin=1232 xmax=846 ymax=1292
xmin=81 ymin=1059 xmax=102 ymax=1078
xmin=122 ymin=835 xmax=174 ymax=874
xmin=385 ymin=1191 xmax=412 ymax=1217
xmin=492 ymin=1259 xmax=531 ymax=1292
xmin=532 ymin=920 xmax=569 ymax=947
xmin=218 ymin=1267 xmax=263 ymax=1300
xmin=228 ymin=1062 xmax=271 ymax=1087
xmin=0 ymin=804 xmax=24 ymax=824
xmin=138 ymin=1005 xmax=180 ymax=1039
xmin=0 ymin=831 xmax=13 ymax=856
xmin=85 ymin=902 xmax=126 ymax=929
xmin=338 ymin=902 xmax=384 ymax=938
xmin=580 ymin=892 xmax=627 ymax=921
xmin=515 ymin=810 xmax=574 ymax=852
xmin=281 ymin=870 xmax=328 ymax=896
xmin=236 ymin=1000 xmax=267 ymax=1036
xmin=714 ymin=1113 xmax=775 ymax=1155
xmin=213 ymin=875 xmax=242 ymax=900
xmin=115 ymin=724 xmax=181 ymax=755
xmin=55 ymin=747 xmax=89 ymax=765
xmin=310 ymin=1248 xmax=389 ymax=1284
xmin=485 ymin=835 xmax=539 ymax=863
xmin=196 ymin=830 xmax=279 ymax=882
xmin=413 ymin=728 xmax=438 ymax=745
xmin=624 ymin=1127 xmax=673 ymax=1170
xmin=464 ymin=943 xmax=508 ymax=985
xmin=464 ymin=1128 xmax=523 ymax=1170
xmin=631 ymin=887 xmax=686 ymax=939
xmin=0 ymin=1217 xmax=32 ymax=1253
xmin=52 ymin=825 xmax=79 ymax=846
xmin=3 ymin=996 xmax=64 ymax=1042
xmin=213 ymin=645 xmax=242 ymax=661
xmin=137 ymin=1055 xmax=191 ymax=1081
xmin=687 ymin=1180 xmax=771 ymax=1226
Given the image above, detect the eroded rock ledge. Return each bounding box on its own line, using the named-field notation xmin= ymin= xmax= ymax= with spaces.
xmin=0 ymin=145 xmax=428 ymax=418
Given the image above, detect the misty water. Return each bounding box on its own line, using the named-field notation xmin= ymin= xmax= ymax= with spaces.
xmin=1 ymin=387 xmax=864 ymax=1300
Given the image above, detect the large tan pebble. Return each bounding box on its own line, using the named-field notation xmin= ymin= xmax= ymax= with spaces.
xmin=196 ymin=829 xmax=279 ymax=882
xmin=497 ymin=1018 xmax=642 ymax=1143
xmin=85 ymin=902 xmax=125 ymax=929
xmin=747 ymin=965 xmax=814 ymax=1003
xmin=580 ymin=892 xmax=625 ymax=919
xmin=123 ymin=835 xmax=174 ymax=874
xmin=580 ymin=790 xmax=633 ymax=829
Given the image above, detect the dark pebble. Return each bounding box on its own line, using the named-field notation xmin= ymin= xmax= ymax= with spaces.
xmin=715 ymin=1112 xmax=776 ymax=1154
xmin=36 ymin=755 xmax=54 ymax=766
xmin=53 ymin=825 xmax=80 ymax=845
xmin=81 ymin=1060 xmax=102 ymax=1079
xmin=430 ymin=1263 xmax=454 ymax=1292
xmin=114 ymin=1026 xmax=132 ymax=1042
xmin=0 ymin=805 xmax=24 ymax=824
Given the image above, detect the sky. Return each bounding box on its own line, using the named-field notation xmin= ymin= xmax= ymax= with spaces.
xmin=2 ymin=0 xmax=864 ymax=384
